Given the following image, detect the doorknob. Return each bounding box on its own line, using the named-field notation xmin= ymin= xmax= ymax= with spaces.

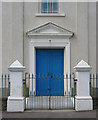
xmin=51 ymin=75 xmax=53 ymax=78
xmin=48 ymin=88 xmax=51 ymax=90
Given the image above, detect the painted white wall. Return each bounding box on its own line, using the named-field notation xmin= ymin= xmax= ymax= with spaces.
xmin=21 ymin=2 xmax=97 ymax=73
xmin=23 ymin=2 xmax=77 ymax=73
xmin=1 ymin=2 xmax=96 ymax=74
xmin=2 ymin=2 xmax=24 ymax=74
xmin=0 ymin=2 xmax=2 ymax=76
xmin=96 ymin=4 xmax=98 ymax=87
xmin=77 ymin=2 xmax=89 ymax=62
xmin=88 ymin=2 xmax=96 ymax=73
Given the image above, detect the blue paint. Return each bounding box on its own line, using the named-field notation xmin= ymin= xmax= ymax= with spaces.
xmin=93 ymin=74 xmax=95 ymax=97
xmin=25 ymin=73 xmax=27 ymax=109
xmin=70 ymin=74 xmax=71 ymax=95
xmin=2 ymin=74 xmax=3 ymax=96
xmin=90 ymin=73 xmax=92 ymax=95
xmin=36 ymin=49 xmax=64 ymax=96
xmin=32 ymin=74 xmax=33 ymax=94
xmin=29 ymin=74 xmax=30 ymax=90
xmin=5 ymin=74 xmax=6 ymax=96
xmin=66 ymin=74 xmax=68 ymax=95
xmin=96 ymin=73 xmax=98 ymax=88
xmin=8 ymin=74 xmax=10 ymax=95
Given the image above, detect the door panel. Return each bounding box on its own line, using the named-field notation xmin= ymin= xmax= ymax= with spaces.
xmin=36 ymin=49 xmax=50 ymax=95
xmin=36 ymin=49 xmax=64 ymax=96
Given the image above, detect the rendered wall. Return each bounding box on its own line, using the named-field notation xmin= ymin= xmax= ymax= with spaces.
xmin=0 ymin=2 xmax=2 ymax=76
xmin=96 ymin=2 xmax=98 ymax=73
xmin=24 ymin=2 xmax=77 ymax=73
xmin=88 ymin=2 xmax=96 ymax=73
xmin=1 ymin=2 xmax=96 ymax=74
xmin=2 ymin=2 xmax=24 ymax=74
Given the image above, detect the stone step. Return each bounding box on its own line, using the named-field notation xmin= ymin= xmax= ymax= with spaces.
xmin=26 ymin=96 xmax=74 ymax=110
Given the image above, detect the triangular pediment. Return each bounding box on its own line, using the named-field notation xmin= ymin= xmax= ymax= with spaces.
xmin=27 ymin=22 xmax=74 ymax=38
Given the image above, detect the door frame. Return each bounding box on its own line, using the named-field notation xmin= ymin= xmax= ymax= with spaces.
xmin=29 ymin=37 xmax=70 ymax=96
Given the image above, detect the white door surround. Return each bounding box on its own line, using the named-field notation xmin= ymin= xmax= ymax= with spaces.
xmin=29 ymin=38 xmax=70 ymax=74
xmin=27 ymin=22 xmax=74 ymax=95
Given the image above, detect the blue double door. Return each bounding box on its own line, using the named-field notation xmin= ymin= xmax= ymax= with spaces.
xmin=36 ymin=49 xmax=64 ymax=96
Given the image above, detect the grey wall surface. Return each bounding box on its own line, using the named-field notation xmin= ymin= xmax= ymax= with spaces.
xmin=24 ymin=2 xmax=77 ymax=73
xmin=1 ymin=2 xmax=96 ymax=74
xmin=88 ymin=2 xmax=96 ymax=73
xmin=2 ymin=2 xmax=24 ymax=73
xmin=96 ymin=2 xmax=98 ymax=73
xmin=77 ymin=2 xmax=89 ymax=63
xmin=0 ymin=2 xmax=2 ymax=76
xmin=23 ymin=2 xmax=97 ymax=73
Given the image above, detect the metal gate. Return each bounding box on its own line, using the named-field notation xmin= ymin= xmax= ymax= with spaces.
xmin=24 ymin=73 xmax=76 ymax=110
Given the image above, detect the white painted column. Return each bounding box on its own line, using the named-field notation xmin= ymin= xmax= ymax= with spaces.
xmin=7 ymin=60 xmax=26 ymax=112
xmin=74 ymin=60 xmax=93 ymax=111
xmin=29 ymin=43 xmax=36 ymax=95
xmin=64 ymin=42 xmax=71 ymax=95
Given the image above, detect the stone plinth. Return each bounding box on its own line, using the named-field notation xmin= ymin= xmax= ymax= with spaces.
xmin=7 ymin=60 xmax=26 ymax=112
xmin=74 ymin=60 xmax=93 ymax=111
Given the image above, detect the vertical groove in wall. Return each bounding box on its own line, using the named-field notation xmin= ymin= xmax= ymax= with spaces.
xmin=23 ymin=2 xmax=24 ymax=66
xmin=88 ymin=3 xmax=96 ymax=73
xmin=0 ymin=3 xmax=2 ymax=114
xmin=88 ymin=2 xmax=90 ymax=65
xmin=96 ymin=2 xmax=98 ymax=73
xmin=0 ymin=2 xmax=2 ymax=75
xmin=87 ymin=2 xmax=89 ymax=63
xmin=76 ymin=1 xmax=77 ymax=64
xmin=87 ymin=2 xmax=89 ymax=64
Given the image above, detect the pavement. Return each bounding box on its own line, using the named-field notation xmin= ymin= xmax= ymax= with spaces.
xmin=2 ymin=109 xmax=97 ymax=119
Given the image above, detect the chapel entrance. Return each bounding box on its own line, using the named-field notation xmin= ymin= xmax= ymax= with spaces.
xmin=36 ymin=49 xmax=64 ymax=96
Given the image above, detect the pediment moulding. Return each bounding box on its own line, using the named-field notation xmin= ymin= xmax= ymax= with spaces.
xmin=26 ymin=22 xmax=74 ymax=38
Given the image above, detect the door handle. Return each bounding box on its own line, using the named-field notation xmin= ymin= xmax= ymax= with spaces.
xmin=51 ymin=75 xmax=53 ymax=78
xmin=48 ymin=88 xmax=51 ymax=90
xmin=50 ymin=73 xmax=53 ymax=78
